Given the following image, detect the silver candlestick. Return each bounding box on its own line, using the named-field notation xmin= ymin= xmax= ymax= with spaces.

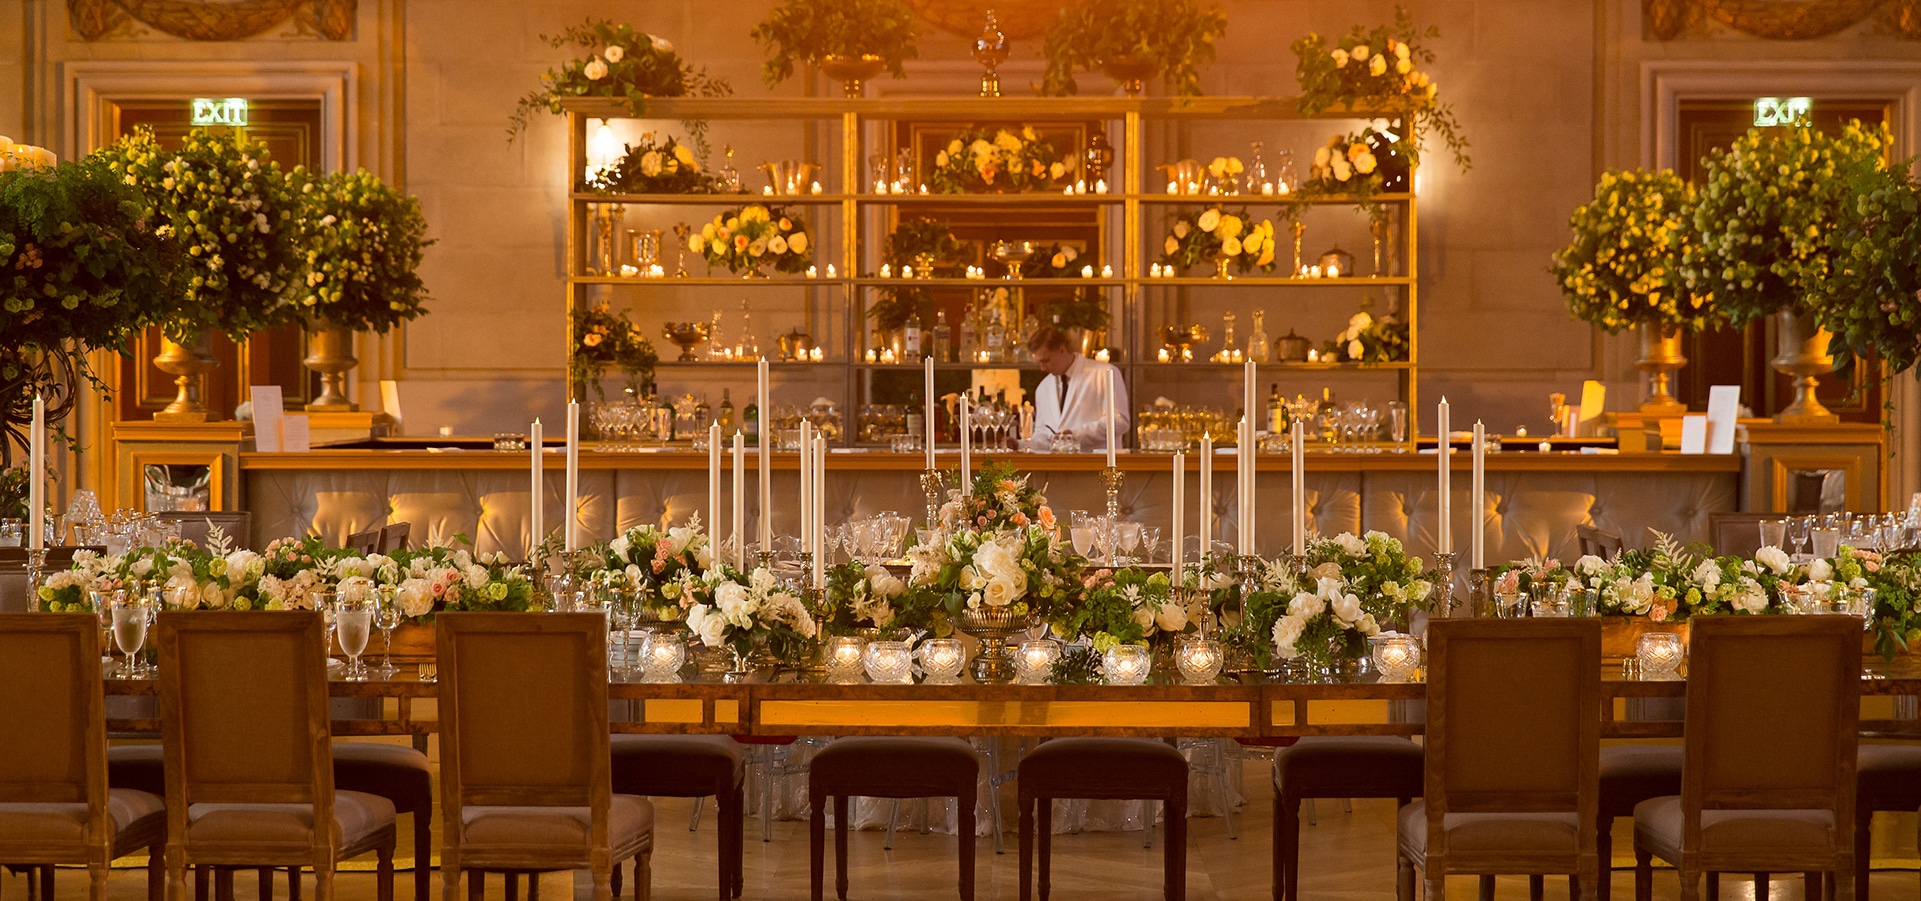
xmin=921 ymin=469 xmax=945 ymax=528
xmin=756 ymin=550 xmax=777 ymax=573
xmin=1100 ymin=466 xmax=1123 ymax=520
xmin=25 ymin=547 xmax=47 ymax=612
xmin=795 ymin=551 xmax=815 ymax=590
xmin=1467 ymin=568 xmax=1491 ymax=618
xmin=1431 ymin=552 xmax=1457 ymax=617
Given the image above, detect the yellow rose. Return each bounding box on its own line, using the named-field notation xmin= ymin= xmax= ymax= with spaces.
xmin=1217 ymin=215 xmax=1243 ymax=239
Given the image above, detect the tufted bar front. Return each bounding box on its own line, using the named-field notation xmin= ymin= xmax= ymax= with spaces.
xmin=239 ymin=450 xmax=1740 ymax=562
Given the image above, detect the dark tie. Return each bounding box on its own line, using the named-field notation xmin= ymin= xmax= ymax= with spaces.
xmin=1058 ymin=374 xmax=1069 ymax=413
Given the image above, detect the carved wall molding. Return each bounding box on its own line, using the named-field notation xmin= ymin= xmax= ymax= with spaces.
xmin=1646 ymin=0 xmax=1921 ymax=40
xmin=67 ymin=0 xmax=356 ymax=42
xmin=901 ymin=0 xmax=1061 ymax=40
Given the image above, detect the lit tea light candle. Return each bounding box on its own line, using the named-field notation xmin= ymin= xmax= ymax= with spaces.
xmin=1373 ymin=635 xmax=1421 ymax=682
xmin=1175 ymin=638 xmax=1224 ymax=685
xmin=1158 ymin=348 xmax=1171 ymax=363
xmin=1081 ymin=264 xmax=1094 ymax=278
xmin=1167 ymin=181 xmax=1178 ymax=194
xmin=918 ymin=638 xmax=965 ymax=684
xmin=810 ymin=181 xmax=822 ymax=194
xmin=1094 ymin=348 xmax=1111 ymax=362
xmin=873 ymin=181 xmax=887 ymax=194
xmin=879 ymin=263 xmax=892 ymax=278
xmin=1074 ymin=179 xmax=1086 ymax=193
xmin=1100 ymin=264 xmax=1113 ymax=278
xmin=1017 ymin=640 xmax=1061 ymax=684
xmin=1307 ymin=349 xmax=1319 ymax=362
xmin=826 ymin=264 xmax=837 ymax=278
xmin=762 ymin=186 xmax=775 ymax=195
xmin=1261 ymin=181 xmax=1275 ymax=195
xmin=1095 ymin=179 xmax=1107 ymax=194
xmin=863 ymin=641 xmax=915 ymax=684
xmin=1102 ymin=644 xmax=1151 ymax=686
xmin=810 ymin=347 xmax=824 ymax=362
xmin=806 ymin=265 xmax=818 ymax=278
xmin=902 ymin=265 xmax=915 ymax=279
xmin=918 ymin=184 xmax=929 ymax=194
xmin=640 ymin=633 xmax=686 ymax=683
xmin=825 ymin=636 xmax=865 ymax=683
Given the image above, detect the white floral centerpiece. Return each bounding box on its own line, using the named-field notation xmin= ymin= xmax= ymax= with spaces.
xmin=822 ymin=561 xmax=923 ymax=634
xmin=1267 ymin=531 xmax=1432 ymax=671
xmin=904 ymin=524 xmax=1083 ymax=622
xmin=588 ymin=518 xmax=715 ymax=620
xmin=684 ymin=565 xmax=819 ymax=668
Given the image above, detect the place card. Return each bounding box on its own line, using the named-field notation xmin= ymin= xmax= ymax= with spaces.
xmin=1678 ymin=414 xmax=1708 ymax=455
xmin=1706 ymin=385 xmax=1740 ymax=455
xmin=282 ymin=414 xmax=312 ymax=453
xmin=1578 ymin=380 xmax=1606 ymax=432
xmin=251 ymin=385 xmax=284 ymax=452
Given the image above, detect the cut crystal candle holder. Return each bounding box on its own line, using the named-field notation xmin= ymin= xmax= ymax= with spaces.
xmin=1635 ymin=632 xmax=1685 ymax=681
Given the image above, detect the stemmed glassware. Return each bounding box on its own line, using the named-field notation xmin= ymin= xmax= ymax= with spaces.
xmin=90 ymin=589 xmax=124 ymax=677
xmin=1787 ymin=516 xmax=1813 ymax=559
xmin=110 ymin=592 xmax=149 ymax=680
xmin=373 ymin=586 xmax=402 ymax=680
xmin=335 ymin=595 xmax=375 ymax=682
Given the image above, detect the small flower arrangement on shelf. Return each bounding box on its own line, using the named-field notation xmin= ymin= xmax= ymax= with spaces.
xmin=904 ymin=523 xmax=1084 ymax=624
xmin=1270 ymin=531 xmax=1433 ymax=671
xmin=569 ymin=302 xmax=659 ymax=401
xmin=588 ymin=519 xmax=715 ymax=619
xmin=1061 ymin=567 xmax=1196 ymax=651
xmin=1292 ymin=6 xmax=1470 ymax=173
xmin=1325 ymin=304 xmax=1408 ymax=364
xmin=1550 ymin=169 xmax=1713 ymax=334
xmin=684 ymin=565 xmax=819 ymax=664
xmin=508 ymin=20 xmax=730 ymax=141
xmin=1158 ymin=205 xmax=1277 ymax=277
xmin=1298 ymin=128 xmax=1409 ymax=212
xmin=695 ymin=203 xmax=813 ymax=277
xmin=586 ymin=133 xmax=724 ymax=195
xmin=929 ymin=126 xmax=1077 ymax=194
xmin=1023 ymin=242 xmax=1092 ymax=279
xmin=938 ymin=462 xmax=1057 ymax=533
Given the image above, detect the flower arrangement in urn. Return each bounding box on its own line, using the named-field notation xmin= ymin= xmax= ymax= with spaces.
xmin=905 ymin=523 xmax=1085 ymax=624
xmin=870 ymin=216 xmax=970 ymax=331
xmin=929 ymin=126 xmax=1077 ymax=194
xmin=821 ymin=561 xmax=937 ymax=635
xmin=694 ymin=203 xmax=813 ymax=277
xmin=750 ymin=0 xmax=919 ymax=92
xmin=290 ymin=168 xmax=432 ymax=333
xmin=1040 ymin=0 xmax=1228 ymax=98
xmin=1300 ymin=128 xmax=1410 ymax=211
xmin=569 ymin=302 xmax=659 ymax=400
xmin=683 ymin=565 xmax=820 ymax=667
xmin=1810 ymin=147 xmax=1921 ymax=376
xmin=1061 ymin=567 xmax=1197 ymax=652
xmin=509 ymin=20 xmax=729 ymax=140
xmin=1292 ymin=7 xmax=1470 ymax=173
xmin=1326 ymin=305 xmax=1409 ymax=364
xmin=1550 ymin=169 xmax=1711 ymax=334
xmin=938 ymin=462 xmax=1056 ymax=533
xmin=1158 ymin=205 xmax=1277 ymax=277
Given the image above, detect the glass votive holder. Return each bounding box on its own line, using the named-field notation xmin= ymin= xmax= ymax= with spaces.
xmin=824 ymin=636 xmax=866 ymax=683
xmin=1371 ymin=634 xmax=1422 ymax=682
xmin=639 ymin=632 xmax=685 ymax=683
xmin=0 ymin=518 xmax=21 ymax=548
xmin=863 ymin=640 xmax=914 ymax=684
xmin=1493 ymin=589 xmax=1525 ymax=618
xmin=1174 ymin=637 xmax=1224 ymax=685
xmin=1102 ymin=643 xmax=1151 ymax=686
xmin=1810 ymin=526 xmax=1841 ymax=559
xmin=1635 ymin=632 xmax=1685 ymax=680
xmin=1566 ymin=587 xmax=1600 ymax=618
xmin=1015 ymin=639 xmax=1061 ymax=684
xmin=916 ymin=638 xmax=965 ymax=684
xmin=1529 ymin=582 xmax=1570 ymax=618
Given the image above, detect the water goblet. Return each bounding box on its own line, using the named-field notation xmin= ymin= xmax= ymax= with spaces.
xmin=1118 ymin=522 xmax=1143 ymax=564
xmin=1529 ymin=582 xmax=1570 ymax=617
xmin=373 ymin=586 xmax=402 ymax=680
xmin=90 ymin=589 xmax=123 ymax=676
xmin=335 ymin=596 xmax=375 ymax=682
xmin=1787 ymin=516 xmax=1813 ymax=558
xmin=1069 ymin=512 xmax=1096 ymax=558
xmin=1810 ymin=525 xmax=1841 ymax=559
xmin=110 ymin=593 xmax=148 ymax=680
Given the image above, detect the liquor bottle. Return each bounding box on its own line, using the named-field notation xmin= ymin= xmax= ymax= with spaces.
xmin=959 ymin=313 xmax=978 ymax=362
xmin=1268 ymin=384 xmax=1285 ymax=433
xmin=985 ymin=309 xmax=1007 ymax=362
xmin=743 ymin=397 xmax=760 ymax=441
xmin=718 ymin=389 xmax=737 ymax=432
xmin=905 ymin=393 xmax=924 ymax=445
xmin=904 ymin=311 xmax=923 ymax=358
xmin=934 ymin=310 xmax=953 ymax=363
xmin=1248 ymin=310 xmax=1271 ymax=363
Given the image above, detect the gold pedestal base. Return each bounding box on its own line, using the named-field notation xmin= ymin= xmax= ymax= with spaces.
xmin=153 ymin=410 xmax=213 ymax=424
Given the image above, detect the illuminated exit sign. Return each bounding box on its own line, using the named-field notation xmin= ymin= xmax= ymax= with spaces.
xmin=191 ymin=98 xmax=249 ymax=127
xmin=1753 ymin=97 xmax=1811 ymax=127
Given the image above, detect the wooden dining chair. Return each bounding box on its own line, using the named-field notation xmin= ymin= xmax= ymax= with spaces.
xmin=1397 ymin=618 xmax=1602 ymax=901
xmin=1632 ymin=615 xmax=1863 ymax=901
xmin=345 ymin=528 xmax=382 ymax=556
xmin=155 ymin=611 xmax=397 ymax=901
xmin=0 ymin=614 xmax=167 ymax=900
xmin=436 ymin=612 xmax=653 ymax=901
xmin=1575 ymin=525 xmax=1624 ymax=559
xmin=375 ymin=522 xmax=411 ymax=554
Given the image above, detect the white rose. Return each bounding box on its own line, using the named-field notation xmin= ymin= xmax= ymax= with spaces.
xmin=1330 ymin=592 xmax=1364 ymax=626
xmin=583 ymin=58 xmax=609 ymax=81
xmin=131 ymin=558 xmax=154 ymax=577
xmin=1154 ymin=602 xmax=1188 ymax=633
xmin=1754 ymin=546 xmax=1791 ymax=575
xmin=1221 ymin=236 xmax=1244 ymax=256
xmin=397 ymin=578 xmax=435 ymax=617
xmin=1575 ymin=554 xmax=1607 ymax=575
xmin=688 ymin=606 xmax=728 ymax=648
xmin=982 ymin=577 xmax=1020 ymax=607
xmin=609 ymin=535 xmax=631 ymax=561
xmin=1809 ymin=558 xmax=1834 ymax=582
xmin=1332 ymin=158 xmax=1353 ymax=181
xmin=1334 ymin=532 xmax=1368 ymax=556
xmin=465 ymin=566 xmax=489 ymax=591
xmin=200 ymin=583 xmax=227 ymax=609
xmin=787 ymin=231 xmax=808 ymax=255
xmin=1396 ymin=58 xmax=1412 ymax=75
xmin=1288 ymin=590 xmax=1326 ymax=619
xmin=604 ymin=45 xmax=625 ymax=63
xmin=1197 ymin=209 xmax=1222 ymax=233
xmin=1331 ymin=49 xmax=1349 ymax=68
xmin=1369 ymin=55 xmax=1388 ymax=77
xmin=1691 ymin=559 xmax=1722 ymax=591
xmin=1351 ymin=44 xmax=1371 ymax=61
xmin=715 ymin=582 xmax=752 ymax=617
xmin=1731 ymin=578 xmax=1769 ymax=614
xmin=768 ymin=235 xmax=789 ymax=255
xmin=1272 ymin=615 xmax=1306 ymax=657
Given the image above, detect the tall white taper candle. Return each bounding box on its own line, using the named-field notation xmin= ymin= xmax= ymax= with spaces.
xmin=29 ymin=393 xmax=45 ymax=550
xmin=959 ymin=399 xmax=972 ymax=495
xmin=1105 ymin=369 xmax=1118 ymax=466
xmin=1171 ymin=451 xmax=1185 ymax=582
xmin=1471 ymin=421 xmax=1486 ymax=570
xmin=564 ymin=401 xmax=580 ymax=552
xmin=1436 ymin=397 xmax=1451 ymax=555
xmin=1198 ymin=433 xmax=1213 ymax=563
xmin=528 ymin=419 xmax=543 ymax=560
xmin=924 ymin=357 xmax=937 ymax=469
xmin=731 ymin=431 xmax=745 ymax=569
xmin=757 ymin=358 xmax=771 ymax=557
xmin=1291 ymin=420 xmax=1306 ymax=557
xmin=799 ymin=420 xmax=813 ymax=569
xmin=708 ymin=421 xmax=722 ymax=540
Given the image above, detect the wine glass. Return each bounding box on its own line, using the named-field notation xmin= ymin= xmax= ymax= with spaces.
xmin=1787 ymin=516 xmax=1813 ymax=559
xmin=1069 ymin=511 xmax=1096 ymax=558
xmin=90 ymin=589 xmax=122 ymax=677
xmin=110 ymin=593 xmax=147 ymax=680
xmin=373 ymin=586 xmax=403 ymax=680
xmin=1141 ymin=527 xmax=1162 ymax=564
xmin=335 ymin=596 xmax=374 ymax=682
xmin=1119 ymin=522 xmax=1143 ymax=564
xmin=1387 ymin=401 xmax=1409 ymax=452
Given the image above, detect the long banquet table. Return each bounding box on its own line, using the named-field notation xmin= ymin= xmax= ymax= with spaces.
xmin=102 ymin=660 xmax=1921 ymax=740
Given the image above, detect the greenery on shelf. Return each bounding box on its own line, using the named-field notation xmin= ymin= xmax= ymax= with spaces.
xmin=1033 ymin=289 xmax=1112 ymax=334
xmin=291 ymin=168 xmax=433 ymax=333
xmin=1292 ymin=6 xmax=1470 ymax=173
xmin=569 ymin=302 xmax=659 ymax=401
xmin=1680 ymin=122 xmax=1891 ymax=328
xmin=750 ymin=0 xmax=919 ymax=87
xmin=1815 ymin=161 xmax=1921 ymax=376
xmin=96 ymin=127 xmax=303 ymax=342
xmin=1040 ymin=0 xmax=1227 ymax=98
xmin=508 ymin=20 xmax=730 ymax=142
xmin=1550 ymin=168 xmax=1714 ymax=334
xmin=870 ymin=216 xmax=970 ymax=331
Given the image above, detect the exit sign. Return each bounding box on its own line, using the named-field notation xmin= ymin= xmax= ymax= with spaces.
xmin=191 ymin=98 xmax=249 ymax=127
xmin=1753 ymin=97 xmax=1812 ymax=127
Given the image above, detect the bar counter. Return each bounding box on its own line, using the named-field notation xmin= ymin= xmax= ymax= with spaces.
xmin=240 ymin=449 xmax=1739 ymax=563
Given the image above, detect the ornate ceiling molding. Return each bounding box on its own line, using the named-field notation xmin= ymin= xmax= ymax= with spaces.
xmin=67 ymin=0 xmax=355 ymax=42
xmin=1645 ymin=0 xmax=1921 ymax=40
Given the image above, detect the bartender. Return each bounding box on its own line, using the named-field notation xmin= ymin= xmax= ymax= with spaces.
xmin=1026 ymin=326 xmax=1129 ymax=452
